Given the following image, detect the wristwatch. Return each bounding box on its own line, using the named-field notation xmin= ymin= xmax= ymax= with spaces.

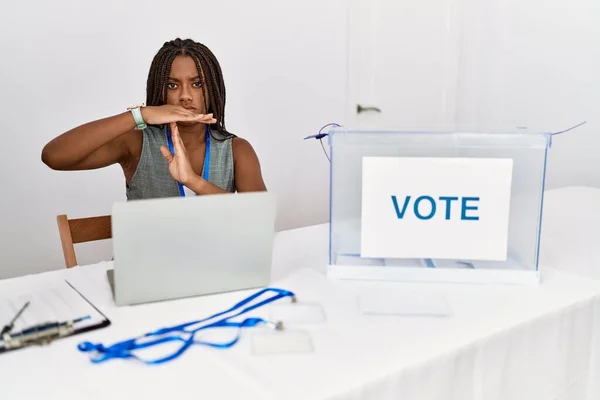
xmin=127 ymin=104 xmax=147 ymax=130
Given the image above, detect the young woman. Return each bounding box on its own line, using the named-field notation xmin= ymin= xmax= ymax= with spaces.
xmin=42 ymin=38 xmax=267 ymax=199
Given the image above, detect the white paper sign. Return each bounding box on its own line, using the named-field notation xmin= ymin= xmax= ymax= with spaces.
xmin=360 ymin=157 xmax=513 ymax=261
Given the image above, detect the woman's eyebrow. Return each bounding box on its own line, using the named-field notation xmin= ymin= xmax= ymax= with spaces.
xmin=167 ymin=76 xmax=201 ymax=81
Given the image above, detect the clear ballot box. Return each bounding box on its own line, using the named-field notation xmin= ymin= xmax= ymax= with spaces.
xmin=327 ymin=128 xmax=552 ymax=285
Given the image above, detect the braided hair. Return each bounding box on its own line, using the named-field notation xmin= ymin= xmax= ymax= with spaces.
xmin=146 ymin=38 xmax=234 ymax=139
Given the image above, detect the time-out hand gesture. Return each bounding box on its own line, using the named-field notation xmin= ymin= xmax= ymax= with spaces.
xmin=159 ymin=122 xmax=203 ymax=186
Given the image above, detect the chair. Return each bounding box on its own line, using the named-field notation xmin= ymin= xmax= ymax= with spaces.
xmin=56 ymin=214 xmax=112 ymax=268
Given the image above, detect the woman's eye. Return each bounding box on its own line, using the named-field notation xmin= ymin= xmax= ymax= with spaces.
xmin=167 ymin=83 xmax=177 ymax=89
xmin=192 ymin=82 xmax=203 ymax=88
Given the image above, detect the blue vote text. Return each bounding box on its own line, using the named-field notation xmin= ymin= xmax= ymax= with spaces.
xmin=391 ymin=195 xmax=480 ymax=221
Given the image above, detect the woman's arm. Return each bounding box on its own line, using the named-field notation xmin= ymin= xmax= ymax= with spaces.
xmin=231 ymin=137 xmax=267 ymax=192
xmin=41 ymin=111 xmax=137 ymax=170
xmin=41 ymin=105 xmax=212 ymax=171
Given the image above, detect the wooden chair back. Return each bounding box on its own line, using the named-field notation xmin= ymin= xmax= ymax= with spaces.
xmin=56 ymin=214 xmax=112 ymax=268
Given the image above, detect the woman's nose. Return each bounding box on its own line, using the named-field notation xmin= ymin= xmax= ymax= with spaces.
xmin=179 ymin=87 xmax=192 ymax=102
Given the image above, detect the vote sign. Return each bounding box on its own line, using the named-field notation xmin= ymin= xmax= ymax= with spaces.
xmin=360 ymin=157 xmax=513 ymax=261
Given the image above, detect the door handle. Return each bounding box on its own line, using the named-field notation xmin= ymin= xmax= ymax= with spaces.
xmin=357 ymin=104 xmax=381 ymax=114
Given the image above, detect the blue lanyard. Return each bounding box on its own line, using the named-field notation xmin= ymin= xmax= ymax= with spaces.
xmin=166 ymin=124 xmax=211 ymax=196
xmin=77 ymin=287 xmax=295 ymax=365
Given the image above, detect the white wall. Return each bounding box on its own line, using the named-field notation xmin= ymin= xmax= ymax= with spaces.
xmin=347 ymin=0 xmax=599 ymax=193
xmin=2 ymin=0 xmax=599 ymax=279
xmin=454 ymin=0 xmax=600 ymax=189
xmin=0 ymin=0 xmax=348 ymax=278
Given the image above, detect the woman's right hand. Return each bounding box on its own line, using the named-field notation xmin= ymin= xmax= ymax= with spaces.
xmin=140 ymin=105 xmax=217 ymax=125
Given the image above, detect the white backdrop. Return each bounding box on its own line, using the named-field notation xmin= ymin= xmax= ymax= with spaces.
xmin=1 ymin=0 xmax=598 ymax=279
xmin=0 ymin=0 xmax=347 ymax=278
xmin=454 ymin=0 xmax=600 ymax=188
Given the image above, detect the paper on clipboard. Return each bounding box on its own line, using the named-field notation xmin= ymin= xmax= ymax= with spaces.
xmin=0 ymin=279 xmax=109 ymax=350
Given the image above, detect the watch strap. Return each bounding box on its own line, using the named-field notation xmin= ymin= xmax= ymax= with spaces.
xmin=128 ymin=105 xmax=147 ymax=130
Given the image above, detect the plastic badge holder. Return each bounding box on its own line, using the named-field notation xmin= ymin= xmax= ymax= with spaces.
xmin=249 ymin=301 xmax=325 ymax=356
xmin=358 ymin=290 xmax=453 ymax=318
xmin=267 ymin=302 xmax=326 ymax=325
xmin=251 ymin=329 xmax=314 ymax=356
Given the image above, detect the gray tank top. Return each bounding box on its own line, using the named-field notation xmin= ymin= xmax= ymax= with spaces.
xmin=126 ymin=124 xmax=235 ymax=200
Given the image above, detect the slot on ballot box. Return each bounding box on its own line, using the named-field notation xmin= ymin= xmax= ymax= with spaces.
xmin=327 ymin=128 xmax=552 ymax=285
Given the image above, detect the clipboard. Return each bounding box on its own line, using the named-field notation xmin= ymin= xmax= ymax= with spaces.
xmin=0 ymin=279 xmax=110 ymax=354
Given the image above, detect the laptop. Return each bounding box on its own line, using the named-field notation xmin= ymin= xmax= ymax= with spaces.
xmin=108 ymin=191 xmax=277 ymax=306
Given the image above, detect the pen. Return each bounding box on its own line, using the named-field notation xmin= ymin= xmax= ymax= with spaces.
xmin=3 ymin=315 xmax=91 ymax=349
xmin=0 ymin=301 xmax=30 ymax=337
xmin=11 ymin=315 xmax=91 ymax=337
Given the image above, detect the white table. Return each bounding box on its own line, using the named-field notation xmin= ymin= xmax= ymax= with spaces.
xmin=1 ymin=186 xmax=600 ymax=400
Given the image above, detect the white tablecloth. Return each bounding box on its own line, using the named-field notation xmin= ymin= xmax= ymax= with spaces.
xmin=1 ymin=186 xmax=599 ymax=400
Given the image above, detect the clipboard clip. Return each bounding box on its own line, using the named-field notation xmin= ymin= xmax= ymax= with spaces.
xmin=2 ymin=317 xmax=89 ymax=350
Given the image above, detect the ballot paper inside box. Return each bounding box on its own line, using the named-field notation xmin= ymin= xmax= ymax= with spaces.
xmin=327 ymin=128 xmax=552 ymax=285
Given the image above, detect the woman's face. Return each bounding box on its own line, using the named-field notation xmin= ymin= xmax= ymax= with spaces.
xmin=166 ymin=55 xmax=208 ymax=117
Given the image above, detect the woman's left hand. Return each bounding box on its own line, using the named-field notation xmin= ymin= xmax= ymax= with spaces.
xmin=160 ymin=122 xmax=203 ymax=186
